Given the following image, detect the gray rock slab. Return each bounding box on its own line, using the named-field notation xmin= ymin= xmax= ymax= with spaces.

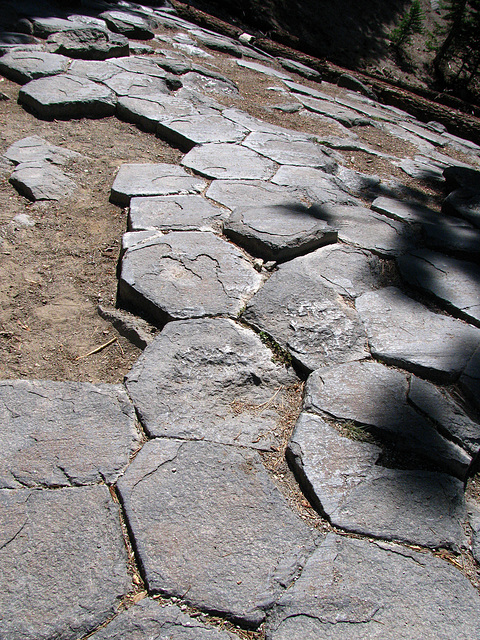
xmin=180 ymin=70 xmax=239 ymax=96
xmin=271 ymin=165 xmax=357 ymax=205
xmin=102 ymin=71 xmax=171 ymax=98
xmin=397 ymin=155 xmax=446 ymax=181
xmin=467 ymin=501 xmax=480 ymax=564
xmin=27 ymin=17 xmax=88 ymax=38
xmin=117 ymin=439 xmax=316 ymax=627
xmin=288 ymin=412 xmax=466 ymax=549
xmin=315 ymin=204 xmax=418 ymax=257
xmin=371 ymin=195 xmax=443 ymax=224
xmin=223 ymin=203 xmax=337 ymax=261
xmin=283 ymin=79 xmax=333 ymax=100
xmin=47 ymin=27 xmax=129 ymax=60
xmin=99 ymin=10 xmax=155 ymax=39
xmin=222 ymin=107 xmax=304 ymax=134
xmin=157 ymin=114 xmax=248 ymax=150
xmin=277 ymin=57 xmax=321 ymax=80
xmin=110 ymin=163 xmax=207 ymax=207
xmin=443 ymin=188 xmax=480 ymax=228
xmin=333 ymin=165 xmax=386 ymax=200
xmin=189 ymin=29 xmax=243 ymax=57
xmin=0 ymin=485 xmax=130 ymax=640
xmin=0 ymin=50 xmax=70 ymax=84
xmin=3 ymin=135 xmax=82 ymax=166
xmin=89 ymin=599 xmax=236 ymax=640
xmin=129 ymin=194 xmax=228 ymax=231
xmin=304 ymin=360 xmax=471 ymax=478
xmin=109 ymin=55 xmax=172 ymax=77
xmin=356 ymin=286 xmax=480 ymax=382
xmin=117 ymin=95 xmax=199 ymax=132
xmin=242 ymin=256 xmax=369 ymax=372
xmin=67 ymin=59 xmax=121 ymax=82
xmin=397 ymin=249 xmax=480 ymax=327
xmin=119 ymin=231 xmax=263 ymax=323
xmin=182 ymin=143 xmax=277 ymax=180
xmin=242 ymin=130 xmax=337 ymax=170
xmin=154 ymin=52 xmax=192 ymax=75
xmin=408 ymin=375 xmax=480 ymax=455
xmin=460 ymin=345 xmax=480 ymax=410
xmin=236 ymin=58 xmax=293 ymax=80
xmin=125 ymin=317 xmax=298 ymax=448
xmin=19 ymin=73 xmax=117 ymax=119
xmin=337 ymin=74 xmax=377 ymax=99
xmin=0 ymin=379 xmax=138 ymax=488
xmin=206 ymin=179 xmax=308 ymax=210
xmin=399 ymin=121 xmax=447 ymax=146
xmin=9 ymin=161 xmax=77 ymax=200
xmin=297 ymin=94 xmax=371 ymax=127
xmin=266 ymin=533 xmax=480 ymax=640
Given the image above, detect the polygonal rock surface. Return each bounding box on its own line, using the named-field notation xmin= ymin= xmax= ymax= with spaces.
xmin=102 ymin=71 xmax=171 ymax=98
xmin=236 ymin=58 xmax=292 ymax=80
xmin=3 ymin=135 xmax=82 ymax=166
xmin=296 ymin=94 xmax=371 ymax=127
xmin=242 ymin=131 xmax=337 ymax=170
xmin=190 ymin=29 xmax=243 ymax=56
xmin=19 ymin=74 xmax=117 ymax=119
xmin=117 ymin=439 xmax=316 ymax=627
xmin=182 ymin=143 xmax=277 ymax=180
xmin=47 ymin=27 xmax=129 ymax=60
xmin=371 ymin=195 xmax=443 ymax=224
xmin=89 ymin=599 xmax=236 ymax=640
xmin=271 ymin=165 xmax=356 ymax=205
xmin=68 ymin=59 xmax=121 ymax=82
xmin=129 ymin=194 xmax=227 ymax=231
xmin=223 ymin=203 xmax=337 ymax=261
xmin=0 ymin=485 xmax=130 ymax=640
xmin=27 ymin=16 xmax=88 ymax=37
xmin=242 ymin=255 xmax=368 ymax=372
xmin=316 ymin=204 xmax=418 ymax=257
xmin=117 ymin=95 xmax=199 ymax=132
xmin=398 ymin=156 xmax=445 ymax=181
xmin=288 ymin=412 xmax=466 ymax=549
xmin=9 ymin=161 xmax=77 ymax=200
xmin=125 ymin=318 xmax=298 ymax=448
xmin=110 ymin=163 xmax=206 ymax=207
xmin=356 ymin=287 xmax=480 ymax=382
xmin=99 ymin=10 xmax=155 ymax=39
xmin=157 ymin=114 xmax=248 ymax=150
xmin=181 ymin=71 xmax=238 ymax=96
xmin=119 ymin=231 xmax=263 ymax=323
xmin=206 ymin=179 xmax=306 ymax=210
xmin=443 ymin=188 xmax=480 ymax=228
xmin=304 ymin=360 xmax=471 ymax=477
xmin=277 ymin=57 xmax=321 ymax=79
xmin=266 ymin=533 xmax=480 ymax=640
xmin=0 ymin=50 xmax=70 ymax=84
xmin=397 ymin=249 xmax=480 ymax=327
xmin=0 ymin=379 xmax=138 ymax=488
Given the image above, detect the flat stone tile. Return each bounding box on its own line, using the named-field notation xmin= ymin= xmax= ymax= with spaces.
xmin=101 ymin=71 xmax=171 ymax=98
xmin=129 ymin=194 xmax=228 ymax=231
xmin=46 ymin=27 xmax=129 ymax=60
xmin=182 ymin=143 xmax=277 ymax=180
xmin=157 ymin=113 xmax=248 ymax=150
xmin=297 ymin=94 xmax=371 ymax=127
xmin=0 ymin=379 xmax=139 ymax=489
xmin=236 ymin=58 xmax=293 ymax=80
xmin=67 ymin=59 xmax=121 ymax=82
xmin=277 ymin=57 xmax=321 ymax=79
xmin=117 ymin=95 xmax=199 ymax=132
xmin=206 ymin=179 xmax=307 ymax=209
xmin=99 ymin=10 xmax=156 ymax=39
xmin=0 ymin=485 xmax=130 ymax=640
xmin=125 ymin=317 xmax=298 ymax=448
xmin=9 ymin=161 xmax=77 ymax=200
xmin=271 ymin=165 xmax=357 ymax=205
xmin=0 ymin=50 xmax=70 ymax=84
xmin=180 ymin=70 xmax=239 ymax=96
xmin=117 ymin=439 xmax=316 ymax=627
xmin=3 ymin=135 xmax=82 ymax=166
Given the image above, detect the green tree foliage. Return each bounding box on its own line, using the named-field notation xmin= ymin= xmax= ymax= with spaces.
xmin=389 ymin=0 xmax=424 ymax=50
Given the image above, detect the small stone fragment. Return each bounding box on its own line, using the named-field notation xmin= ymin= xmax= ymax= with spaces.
xmin=9 ymin=161 xmax=77 ymax=200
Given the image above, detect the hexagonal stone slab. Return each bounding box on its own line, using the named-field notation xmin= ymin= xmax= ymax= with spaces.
xmin=19 ymin=74 xmax=117 ymax=119
xmin=356 ymin=287 xmax=480 ymax=382
xmin=271 ymin=165 xmax=357 ymax=205
xmin=0 ymin=379 xmax=139 ymax=489
xmin=119 ymin=231 xmax=263 ymax=324
xmin=0 ymin=485 xmax=130 ymax=640
xmin=117 ymin=439 xmax=316 ymax=627
xmin=46 ymin=27 xmax=129 ymax=60
xmin=397 ymin=155 xmax=446 ymax=181
xmin=0 ymin=50 xmax=70 ymax=84
xmin=304 ymin=360 xmax=470 ymax=477
xmin=117 ymin=95 xmax=199 ymax=133
xmin=206 ymin=179 xmax=307 ymax=210
xmin=371 ymin=195 xmax=445 ymax=224
xmin=223 ymin=203 xmax=337 ymax=261
xmin=181 ymin=71 xmax=239 ymax=96
xmin=296 ymin=94 xmax=371 ymax=127
xmin=129 ymin=194 xmax=228 ymax=231
xmin=397 ymin=249 xmax=480 ymax=327
xmin=102 ymin=71 xmax=171 ymax=98
xmin=125 ymin=318 xmax=298 ymax=448
xmin=288 ymin=412 xmax=466 ymax=549
xmin=89 ymin=599 xmax=236 ymax=640
xmin=265 ymin=533 xmax=480 ymax=640
xmin=157 ymin=114 xmax=248 ymax=150
xmin=68 ymin=59 xmax=121 ymax=83
xmin=110 ymin=163 xmax=207 ymax=207
xmin=182 ymin=143 xmax=277 ymax=180
xmin=242 ymin=255 xmax=368 ymax=372
xmin=3 ymin=135 xmax=82 ymax=166
xmin=9 ymin=161 xmax=77 ymax=200
xmin=242 ymin=131 xmax=337 ymax=170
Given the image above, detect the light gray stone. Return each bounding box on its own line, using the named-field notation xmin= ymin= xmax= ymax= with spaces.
xmin=67 ymin=59 xmax=121 ymax=82
xmin=284 ymin=79 xmax=333 ymax=100
xmin=236 ymin=58 xmax=292 ymax=80
xmin=333 ymin=165 xmax=385 ymax=200
xmin=3 ymin=135 xmax=82 ymax=166
xmin=277 ymin=57 xmax=321 ymax=80
xmin=89 ymin=599 xmax=236 ymax=639
xmin=206 ymin=179 xmax=307 ymax=210
xmin=99 ymin=10 xmax=156 ymax=39
xmin=97 ymin=303 xmax=157 ymax=349
xmin=337 ymin=74 xmax=377 ymax=99
xmin=117 ymin=95 xmax=199 ymax=132
xmin=157 ymin=114 xmax=248 ymax=150
xmin=9 ymin=161 xmax=77 ymax=200
xmin=467 ymin=501 xmax=480 ymax=564
xmin=397 ymin=156 xmax=446 ymax=181
xmin=190 ymin=29 xmax=243 ymax=57
xmin=19 ymin=73 xmax=117 ymax=119
xmin=0 ymin=379 xmax=138 ymax=488
xmin=110 ymin=163 xmax=206 ymax=207
xmin=109 ymin=55 xmax=172 ymax=77
xmin=266 ymin=533 xmax=480 ymax=640
xmin=119 ymin=231 xmax=263 ymax=323
xmin=222 ymin=107 xmax=303 ymax=134
xmin=0 ymin=50 xmax=70 ymax=84
xmin=102 ymin=71 xmax=171 ymax=98
xmin=129 ymin=194 xmax=228 ymax=231
xmin=223 ymin=203 xmax=337 ymax=261
xmin=304 ymin=360 xmax=470 ymax=477
xmin=397 ymin=249 xmax=480 ymax=327
xmin=180 ymin=70 xmax=238 ymax=96
xmin=242 ymin=255 xmax=368 ymax=372
xmin=443 ymin=188 xmax=480 ymax=228
xmin=28 ymin=17 xmax=88 ymax=38
xmin=371 ymin=196 xmax=443 ymax=224
xmin=125 ymin=318 xmax=298 ymax=448
xmin=242 ymin=130 xmax=337 ymax=170
xmin=316 ymin=204 xmax=418 ymax=257
xmin=182 ymin=143 xmax=277 ymax=180
xmin=0 ymin=485 xmax=130 ymax=640
xmin=271 ymin=165 xmax=357 ymax=205
xmin=47 ymin=27 xmax=129 ymax=60
xmin=117 ymin=439 xmax=316 ymax=627
xmin=288 ymin=412 xmax=466 ymax=549
xmin=356 ymin=287 xmax=480 ymax=382
xmin=399 ymin=121 xmax=447 ymax=147
xmin=297 ymin=94 xmax=371 ymax=127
